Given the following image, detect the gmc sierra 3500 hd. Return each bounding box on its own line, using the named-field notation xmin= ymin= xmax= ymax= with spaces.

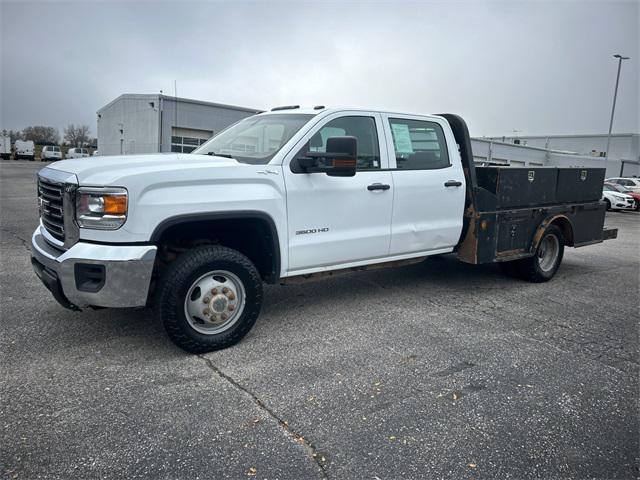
xmin=31 ymin=107 xmax=617 ymax=353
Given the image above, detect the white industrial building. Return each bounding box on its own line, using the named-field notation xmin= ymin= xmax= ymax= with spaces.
xmin=97 ymin=94 xmax=261 ymax=156
xmin=486 ymin=133 xmax=639 ymax=161
xmin=475 ymin=133 xmax=639 ymax=177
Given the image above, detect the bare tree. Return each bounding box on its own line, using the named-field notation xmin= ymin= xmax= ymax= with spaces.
xmin=21 ymin=125 xmax=60 ymax=145
xmin=3 ymin=129 xmax=24 ymax=143
xmin=64 ymin=124 xmax=91 ymax=147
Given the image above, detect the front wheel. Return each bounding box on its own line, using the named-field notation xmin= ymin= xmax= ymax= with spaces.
xmin=605 ymin=199 xmax=611 ymax=211
xmin=156 ymin=245 xmax=263 ymax=353
xmin=514 ymin=225 xmax=564 ymax=283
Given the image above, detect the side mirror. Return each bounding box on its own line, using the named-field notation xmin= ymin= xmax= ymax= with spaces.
xmin=297 ymin=136 xmax=357 ymax=177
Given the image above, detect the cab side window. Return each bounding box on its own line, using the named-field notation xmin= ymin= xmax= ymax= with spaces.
xmin=388 ymin=118 xmax=449 ymax=170
xmin=306 ymin=116 xmax=381 ymax=170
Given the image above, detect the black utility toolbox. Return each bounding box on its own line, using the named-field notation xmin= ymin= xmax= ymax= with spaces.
xmin=555 ymin=167 xmax=605 ymax=203
xmin=475 ymin=166 xmax=558 ymax=209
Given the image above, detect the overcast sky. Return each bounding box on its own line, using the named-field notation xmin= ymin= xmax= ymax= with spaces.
xmin=1 ymin=0 xmax=638 ymax=137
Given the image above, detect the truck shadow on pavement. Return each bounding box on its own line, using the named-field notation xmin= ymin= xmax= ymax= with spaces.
xmin=46 ymin=256 xmax=491 ymax=353
xmin=38 ymin=255 xmax=596 ymax=356
xmin=46 ymin=252 xmax=591 ymax=357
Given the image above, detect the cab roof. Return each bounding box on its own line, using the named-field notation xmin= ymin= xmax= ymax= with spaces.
xmin=260 ymin=105 xmax=444 ymax=120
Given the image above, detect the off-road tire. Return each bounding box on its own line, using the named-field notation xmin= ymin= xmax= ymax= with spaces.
xmin=514 ymin=225 xmax=564 ymax=283
xmin=156 ymin=245 xmax=263 ymax=353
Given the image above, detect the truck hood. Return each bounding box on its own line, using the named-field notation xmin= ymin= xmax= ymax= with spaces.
xmin=47 ymin=153 xmax=242 ymax=185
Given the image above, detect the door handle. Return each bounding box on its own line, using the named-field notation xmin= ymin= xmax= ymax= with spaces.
xmin=444 ymin=180 xmax=463 ymax=187
xmin=367 ymin=183 xmax=391 ymax=191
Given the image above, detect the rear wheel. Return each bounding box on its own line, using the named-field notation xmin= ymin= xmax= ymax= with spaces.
xmin=156 ymin=245 xmax=263 ymax=353
xmin=514 ymin=225 xmax=564 ymax=283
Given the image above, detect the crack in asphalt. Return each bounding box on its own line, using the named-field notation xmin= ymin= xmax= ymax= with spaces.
xmin=0 ymin=226 xmax=30 ymax=253
xmin=197 ymin=355 xmax=329 ymax=479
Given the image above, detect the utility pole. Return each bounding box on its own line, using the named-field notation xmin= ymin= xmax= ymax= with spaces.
xmin=605 ymin=54 xmax=630 ymax=160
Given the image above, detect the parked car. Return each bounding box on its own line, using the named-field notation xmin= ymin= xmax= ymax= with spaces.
xmin=0 ymin=134 xmax=10 ymax=159
xmin=602 ymin=184 xmax=636 ymax=211
xmin=41 ymin=145 xmax=62 ymax=161
xmin=604 ymin=182 xmax=640 ymax=211
xmin=606 ymin=177 xmax=640 ymax=193
xmin=66 ymin=147 xmax=90 ymax=159
xmin=30 ymin=108 xmax=618 ymax=353
xmin=15 ymin=140 xmax=35 ymax=160
xmin=92 ymin=149 xmax=100 ymax=156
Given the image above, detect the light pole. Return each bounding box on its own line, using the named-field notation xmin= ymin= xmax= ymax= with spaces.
xmin=605 ymin=54 xmax=630 ymax=160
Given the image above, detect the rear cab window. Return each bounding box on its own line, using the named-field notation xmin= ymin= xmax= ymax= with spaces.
xmin=387 ymin=118 xmax=450 ymax=170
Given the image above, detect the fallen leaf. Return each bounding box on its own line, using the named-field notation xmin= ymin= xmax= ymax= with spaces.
xmin=452 ymin=392 xmax=459 ymax=400
xmin=389 ymin=436 xmax=396 ymax=441
xmin=247 ymin=467 xmax=257 ymax=476
xmin=468 ymin=463 xmax=477 ymax=469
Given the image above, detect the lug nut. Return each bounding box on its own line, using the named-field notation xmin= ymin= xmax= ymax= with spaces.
xmin=221 ymin=313 xmax=228 ymax=321
xmin=222 ymin=287 xmax=229 ymax=294
xmin=211 ymin=288 xmax=218 ymax=295
xmin=203 ymin=308 xmax=210 ymax=316
xmin=227 ymin=292 xmax=236 ymax=300
xmin=228 ymin=305 xmax=235 ymax=311
xmin=203 ymin=297 xmax=210 ymax=304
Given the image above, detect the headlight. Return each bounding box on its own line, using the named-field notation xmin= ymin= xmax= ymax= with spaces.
xmin=75 ymin=187 xmax=128 ymax=230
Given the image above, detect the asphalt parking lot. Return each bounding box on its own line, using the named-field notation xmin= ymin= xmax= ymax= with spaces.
xmin=1 ymin=160 xmax=638 ymax=479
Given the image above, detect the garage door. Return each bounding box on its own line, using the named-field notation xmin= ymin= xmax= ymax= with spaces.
xmin=171 ymin=127 xmax=213 ymax=153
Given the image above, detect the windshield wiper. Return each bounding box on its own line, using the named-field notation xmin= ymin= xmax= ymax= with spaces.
xmin=207 ymin=151 xmax=234 ymax=159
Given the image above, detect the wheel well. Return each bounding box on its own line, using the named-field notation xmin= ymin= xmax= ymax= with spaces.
xmin=549 ymin=216 xmax=574 ymax=247
xmin=153 ymin=215 xmax=280 ymax=284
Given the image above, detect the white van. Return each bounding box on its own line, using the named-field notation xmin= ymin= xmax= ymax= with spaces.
xmin=15 ymin=140 xmax=35 ymax=160
xmin=66 ymin=147 xmax=90 ymax=159
xmin=41 ymin=145 xmax=62 ymax=161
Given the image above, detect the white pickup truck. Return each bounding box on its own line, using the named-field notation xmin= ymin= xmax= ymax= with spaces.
xmin=31 ymin=107 xmax=616 ymax=352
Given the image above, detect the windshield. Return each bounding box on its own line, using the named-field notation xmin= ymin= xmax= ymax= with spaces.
xmin=607 ymin=184 xmax=628 ymax=193
xmin=193 ymin=113 xmax=314 ymax=164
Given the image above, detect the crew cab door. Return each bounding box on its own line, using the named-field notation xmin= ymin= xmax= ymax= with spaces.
xmin=283 ymin=112 xmax=393 ymax=274
xmin=381 ymin=114 xmax=466 ymax=255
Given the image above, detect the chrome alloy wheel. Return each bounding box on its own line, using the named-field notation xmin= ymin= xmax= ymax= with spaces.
xmin=184 ymin=270 xmax=246 ymax=335
xmin=537 ymin=234 xmax=560 ymax=273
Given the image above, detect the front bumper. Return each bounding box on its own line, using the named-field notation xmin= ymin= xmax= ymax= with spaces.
xmin=30 ymin=228 xmax=157 ymax=309
xmin=612 ymin=201 xmax=635 ymax=210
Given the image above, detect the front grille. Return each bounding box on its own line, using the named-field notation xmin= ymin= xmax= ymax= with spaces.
xmin=38 ymin=177 xmax=65 ymax=242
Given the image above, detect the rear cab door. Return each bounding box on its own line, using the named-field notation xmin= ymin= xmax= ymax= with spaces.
xmin=380 ymin=113 xmax=466 ymax=256
xmin=282 ymin=111 xmax=394 ymax=274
